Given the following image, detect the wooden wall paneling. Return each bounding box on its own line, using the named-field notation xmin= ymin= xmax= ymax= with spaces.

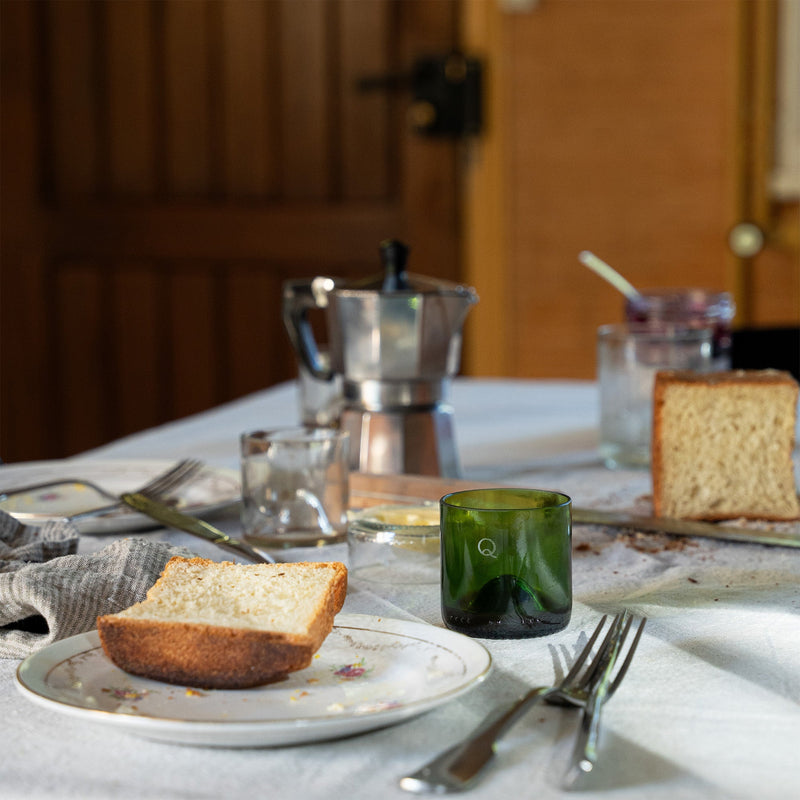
xmin=339 ymin=0 xmax=391 ymax=200
xmin=461 ymin=0 xmax=511 ymax=377
xmin=50 ymin=205 xmax=398 ymax=262
xmin=502 ymin=0 xmax=739 ymax=378
xmin=106 ymin=0 xmax=156 ymax=196
xmin=164 ymin=0 xmax=211 ymax=195
xmin=1 ymin=0 xmax=462 ymax=459
xmin=751 ymin=243 xmax=800 ymax=324
xmin=0 ymin=1 xmax=50 ymax=460
xmin=225 ymin=266 xmax=291 ymax=401
xmin=220 ymin=0 xmax=274 ymax=196
xmin=168 ymin=263 xmax=219 ymax=419
xmin=54 ymin=263 xmax=111 ymax=454
xmin=281 ymin=0 xmax=330 ymax=200
xmin=47 ymin=0 xmax=97 ymax=197
xmin=111 ymin=262 xmax=165 ymax=437
xmin=732 ymin=0 xmax=800 ymax=327
xmin=396 ymin=0 xmax=459 ymax=280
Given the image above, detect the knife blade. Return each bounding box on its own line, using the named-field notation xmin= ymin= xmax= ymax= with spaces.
xmin=572 ymin=507 xmax=800 ymax=548
xmin=121 ymin=492 xmax=275 ymax=564
xmin=348 ymin=474 xmax=800 ymax=548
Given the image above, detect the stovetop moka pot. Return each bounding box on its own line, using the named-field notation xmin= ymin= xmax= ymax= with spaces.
xmin=283 ymin=240 xmax=478 ymax=477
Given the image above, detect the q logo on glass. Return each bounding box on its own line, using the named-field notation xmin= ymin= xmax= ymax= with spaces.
xmin=477 ymin=538 xmax=497 ymax=559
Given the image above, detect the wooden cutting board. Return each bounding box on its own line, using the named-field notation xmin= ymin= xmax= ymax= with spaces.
xmin=349 ymin=472 xmax=509 ymax=508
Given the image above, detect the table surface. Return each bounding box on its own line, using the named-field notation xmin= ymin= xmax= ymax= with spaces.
xmin=2 ymin=378 xmax=799 ymax=800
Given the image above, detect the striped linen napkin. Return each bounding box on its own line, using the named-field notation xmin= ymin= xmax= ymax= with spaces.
xmin=0 ymin=510 xmax=192 ymax=659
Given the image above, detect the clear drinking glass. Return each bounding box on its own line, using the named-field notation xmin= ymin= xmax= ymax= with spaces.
xmin=240 ymin=427 xmax=349 ymax=549
xmin=348 ymin=504 xmax=441 ymax=585
xmin=597 ymin=323 xmax=713 ymax=469
xmin=440 ymin=488 xmax=572 ymax=639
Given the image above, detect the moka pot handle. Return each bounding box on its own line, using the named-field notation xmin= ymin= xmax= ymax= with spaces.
xmin=281 ymin=279 xmax=335 ymax=381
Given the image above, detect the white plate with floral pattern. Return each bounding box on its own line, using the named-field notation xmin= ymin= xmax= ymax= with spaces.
xmin=16 ymin=614 xmax=492 ymax=747
xmin=0 ymin=459 xmax=240 ymax=534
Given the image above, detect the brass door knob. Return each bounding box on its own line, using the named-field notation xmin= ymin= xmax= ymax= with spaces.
xmin=728 ymin=222 xmax=765 ymax=258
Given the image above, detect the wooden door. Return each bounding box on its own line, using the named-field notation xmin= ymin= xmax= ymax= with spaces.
xmin=0 ymin=0 xmax=460 ymax=461
xmin=461 ymin=0 xmax=799 ymax=379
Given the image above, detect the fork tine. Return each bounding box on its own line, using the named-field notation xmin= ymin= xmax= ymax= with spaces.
xmin=138 ymin=459 xmax=203 ymax=499
xmin=565 ymin=612 xmax=626 ymax=692
xmin=137 ymin=459 xmax=195 ymax=494
xmin=559 ymin=614 xmax=611 ymax=686
xmin=62 ymin=459 xmax=204 ymax=524
xmin=581 ymin=611 xmax=632 ymax=695
xmin=545 ymin=612 xmax=629 ymax=710
xmin=607 ymin=616 xmax=647 ymax=697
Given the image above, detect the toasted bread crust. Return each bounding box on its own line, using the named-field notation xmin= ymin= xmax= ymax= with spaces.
xmin=97 ymin=559 xmax=347 ymax=689
xmin=96 ymin=617 xmax=315 ymax=688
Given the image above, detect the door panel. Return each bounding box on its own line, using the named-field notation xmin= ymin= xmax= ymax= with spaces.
xmin=112 ymin=264 xmax=165 ymax=436
xmin=1 ymin=0 xmax=460 ymax=461
xmin=462 ymin=0 xmax=798 ymax=380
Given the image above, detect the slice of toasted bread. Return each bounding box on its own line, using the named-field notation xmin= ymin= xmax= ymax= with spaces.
xmin=652 ymin=369 xmax=800 ymax=520
xmin=97 ymin=558 xmax=347 ymax=689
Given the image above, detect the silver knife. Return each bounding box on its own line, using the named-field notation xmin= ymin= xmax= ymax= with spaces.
xmin=121 ymin=492 xmax=275 ymax=564
xmin=572 ymin=507 xmax=800 ymax=548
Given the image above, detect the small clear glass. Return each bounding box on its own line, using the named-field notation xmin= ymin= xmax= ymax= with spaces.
xmin=440 ymin=488 xmax=572 ymax=639
xmin=348 ymin=504 xmax=440 ymax=585
xmin=240 ymin=427 xmax=349 ymax=549
xmin=597 ymin=323 xmax=713 ymax=469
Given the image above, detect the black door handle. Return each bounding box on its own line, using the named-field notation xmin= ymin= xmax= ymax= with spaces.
xmin=356 ymin=51 xmax=483 ymax=138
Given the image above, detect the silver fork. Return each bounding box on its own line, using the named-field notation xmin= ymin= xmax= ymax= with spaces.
xmin=0 ymin=459 xmax=204 ymax=522
xmin=67 ymin=458 xmax=204 ymax=521
xmin=562 ymin=612 xmax=646 ymax=788
xmin=398 ymin=613 xmax=636 ymax=794
xmin=548 ymin=612 xmax=646 ymax=712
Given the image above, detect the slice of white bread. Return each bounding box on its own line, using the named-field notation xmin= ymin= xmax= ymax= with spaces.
xmin=652 ymin=369 xmax=800 ymax=520
xmin=97 ymin=558 xmax=347 ymax=689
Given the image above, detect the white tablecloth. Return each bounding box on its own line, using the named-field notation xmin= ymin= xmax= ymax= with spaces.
xmin=2 ymin=378 xmax=799 ymax=800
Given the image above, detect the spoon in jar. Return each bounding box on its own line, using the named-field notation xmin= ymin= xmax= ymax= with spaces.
xmin=578 ymin=251 xmax=641 ymax=300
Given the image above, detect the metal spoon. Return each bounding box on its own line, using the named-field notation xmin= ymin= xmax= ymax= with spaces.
xmin=578 ymin=251 xmax=640 ymax=299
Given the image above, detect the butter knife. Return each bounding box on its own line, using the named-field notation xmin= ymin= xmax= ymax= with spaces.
xmin=572 ymin=507 xmax=800 ymax=549
xmin=121 ymin=492 xmax=275 ymax=564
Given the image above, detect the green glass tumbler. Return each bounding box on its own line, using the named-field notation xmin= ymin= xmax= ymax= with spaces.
xmin=441 ymin=488 xmax=572 ymax=638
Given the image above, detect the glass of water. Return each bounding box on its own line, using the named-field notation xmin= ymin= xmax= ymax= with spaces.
xmin=597 ymin=323 xmax=713 ymax=469
xmin=240 ymin=427 xmax=349 ymax=549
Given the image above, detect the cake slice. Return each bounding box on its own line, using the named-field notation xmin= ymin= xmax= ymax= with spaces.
xmin=651 ymin=369 xmax=800 ymax=520
xmin=97 ymin=558 xmax=347 ymax=689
